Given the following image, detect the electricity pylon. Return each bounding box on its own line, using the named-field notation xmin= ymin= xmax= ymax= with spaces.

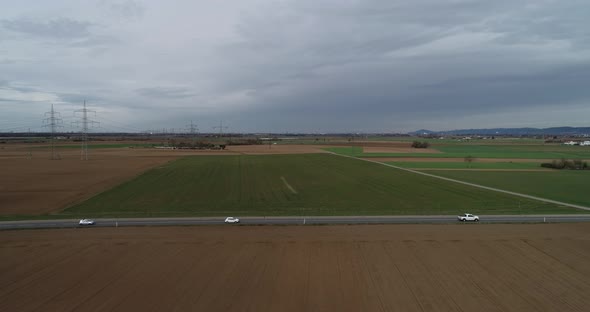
xmin=185 ymin=120 xmax=198 ymax=147
xmin=43 ymin=104 xmax=63 ymax=160
xmin=73 ymin=100 xmax=99 ymax=160
xmin=213 ymin=120 xmax=228 ymax=137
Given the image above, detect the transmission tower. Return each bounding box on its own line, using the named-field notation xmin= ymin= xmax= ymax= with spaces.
xmin=73 ymin=100 xmax=99 ymax=160
xmin=185 ymin=120 xmax=199 ymax=146
xmin=213 ymin=120 xmax=228 ymax=137
xmin=43 ymin=104 xmax=63 ymax=160
xmin=186 ymin=120 xmax=198 ymax=135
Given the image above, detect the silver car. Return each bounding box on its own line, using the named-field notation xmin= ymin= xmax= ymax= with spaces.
xmin=224 ymin=217 xmax=240 ymax=224
xmin=78 ymin=219 xmax=95 ymax=225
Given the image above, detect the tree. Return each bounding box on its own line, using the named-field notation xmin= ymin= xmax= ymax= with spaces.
xmin=411 ymin=141 xmax=430 ymax=148
xmin=464 ymin=155 xmax=475 ymax=168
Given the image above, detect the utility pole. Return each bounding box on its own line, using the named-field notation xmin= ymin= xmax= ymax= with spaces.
xmin=74 ymin=101 xmax=99 ymax=160
xmin=43 ymin=104 xmax=63 ymax=160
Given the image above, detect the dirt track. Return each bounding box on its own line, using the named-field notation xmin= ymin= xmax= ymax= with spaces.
xmin=1 ymin=224 xmax=589 ymax=312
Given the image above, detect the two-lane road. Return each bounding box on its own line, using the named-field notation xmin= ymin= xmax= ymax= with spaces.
xmin=2 ymin=215 xmax=590 ymax=230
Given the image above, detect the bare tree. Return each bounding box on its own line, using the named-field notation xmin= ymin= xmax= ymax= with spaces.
xmin=464 ymin=155 xmax=475 ymax=168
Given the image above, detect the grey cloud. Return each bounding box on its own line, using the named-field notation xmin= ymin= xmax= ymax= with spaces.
xmin=58 ymin=93 xmax=103 ymax=104
xmin=98 ymin=0 xmax=145 ymax=20
xmin=110 ymin=0 xmax=145 ymax=20
xmin=0 ymin=81 xmax=39 ymax=94
xmin=1 ymin=17 xmax=93 ymax=39
xmin=68 ymin=35 xmax=119 ymax=47
xmin=2 ymin=1 xmax=590 ymax=132
xmin=207 ymin=0 xmax=590 ymax=122
xmin=136 ymin=87 xmax=198 ymax=99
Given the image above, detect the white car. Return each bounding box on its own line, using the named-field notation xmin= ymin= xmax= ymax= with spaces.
xmin=224 ymin=217 xmax=240 ymax=224
xmin=457 ymin=213 xmax=479 ymax=222
xmin=78 ymin=219 xmax=95 ymax=225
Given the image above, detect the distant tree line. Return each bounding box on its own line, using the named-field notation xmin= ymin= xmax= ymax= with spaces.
xmin=411 ymin=141 xmax=430 ymax=148
xmin=167 ymin=138 xmax=263 ymax=149
xmin=541 ymin=159 xmax=588 ymax=170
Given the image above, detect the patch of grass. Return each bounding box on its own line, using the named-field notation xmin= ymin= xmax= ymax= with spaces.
xmin=326 ymin=144 xmax=590 ymax=159
xmin=323 ymin=146 xmax=363 ymax=157
xmin=387 ymin=162 xmax=544 ymax=170
xmin=62 ymin=154 xmax=580 ymax=218
xmin=422 ymin=170 xmax=590 ymax=207
xmin=433 ymin=145 xmax=590 ymax=159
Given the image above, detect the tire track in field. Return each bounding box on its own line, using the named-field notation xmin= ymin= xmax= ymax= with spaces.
xmin=330 ymin=152 xmax=590 ymax=212
xmin=281 ymin=176 xmax=298 ymax=194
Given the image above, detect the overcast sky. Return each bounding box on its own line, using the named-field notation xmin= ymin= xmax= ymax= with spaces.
xmin=1 ymin=0 xmax=589 ymax=133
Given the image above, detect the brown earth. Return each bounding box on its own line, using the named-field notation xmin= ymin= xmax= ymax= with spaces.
xmin=0 ymin=150 xmax=176 ymax=215
xmin=1 ymin=224 xmax=590 ymax=312
xmin=0 ymin=143 xmax=331 ymax=215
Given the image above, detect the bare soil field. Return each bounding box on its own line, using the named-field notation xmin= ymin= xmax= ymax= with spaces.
xmin=0 ymin=150 xmax=176 ymax=215
xmin=0 ymin=143 xmax=331 ymax=215
xmin=1 ymin=224 xmax=589 ymax=312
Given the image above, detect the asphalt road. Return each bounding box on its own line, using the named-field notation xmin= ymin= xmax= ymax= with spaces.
xmin=2 ymin=215 xmax=590 ymax=230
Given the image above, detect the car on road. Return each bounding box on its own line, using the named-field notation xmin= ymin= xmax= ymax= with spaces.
xmin=457 ymin=213 xmax=479 ymax=222
xmin=224 ymin=217 xmax=240 ymax=224
xmin=78 ymin=219 xmax=95 ymax=225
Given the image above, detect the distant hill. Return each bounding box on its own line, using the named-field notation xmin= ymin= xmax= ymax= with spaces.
xmin=408 ymin=127 xmax=590 ymax=136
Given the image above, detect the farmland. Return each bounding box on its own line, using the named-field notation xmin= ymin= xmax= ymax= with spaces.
xmin=421 ymin=170 xmax=590 ymax=207
xmin=63 ymin=153 xmax=579 ymax=218
xmin=0 ymin=142 xmax=328 ymax=218
xmin=326 ymin=144 xmax=590 ymax=159
xmin=1 ymin=139 xmax=588 ymax=219
xmin=385 ymin=161 xmax=545 ymax=170
xmin=2 ymin=224 xmax=590 ymax=312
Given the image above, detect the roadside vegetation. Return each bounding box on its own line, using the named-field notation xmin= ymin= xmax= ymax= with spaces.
xmin=541 ymin=159 xmax=589 ymax=170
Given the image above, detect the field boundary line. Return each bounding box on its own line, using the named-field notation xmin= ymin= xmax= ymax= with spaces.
xmin=329 ymin=152 xmax=590 ymax=211
xmin=281 ymin=176 xmax=298 ymax=194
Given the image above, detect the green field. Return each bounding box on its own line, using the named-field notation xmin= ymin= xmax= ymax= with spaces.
xmin=422 ymin=170 xmax=590 ymax=207
xmin=326 ymin=144 xmax=590 ymax=159
xmin=386 ymin=161 xmax=544 ymax=170
xmin=62 ymin=154 xmax=582 ymax=218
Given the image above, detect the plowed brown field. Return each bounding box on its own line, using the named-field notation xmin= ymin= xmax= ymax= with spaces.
xmin=2 ymin=224 xmax=590 ymax=312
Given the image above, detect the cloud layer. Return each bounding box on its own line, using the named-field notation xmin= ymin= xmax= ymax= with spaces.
xmin=1 ymin=0 xmax=589 ymax=132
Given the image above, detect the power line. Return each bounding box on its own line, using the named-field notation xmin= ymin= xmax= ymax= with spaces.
xmin=42 ymin=104 xmax=63 ymax=160
xmin=73 ymin=100 xmax=99 ymax=160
